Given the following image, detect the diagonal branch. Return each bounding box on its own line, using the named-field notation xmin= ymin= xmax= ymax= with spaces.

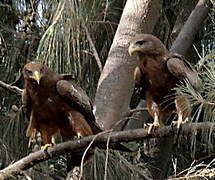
xmin=82 ymin=23 xmax=103 ymax=73
xmin=170 ymin=0 xmax=209 ymax=55
xmin=0 ymin=122 xmax=215 ymax=179
xmin=0 ymin=80 xmax=23 ymax=95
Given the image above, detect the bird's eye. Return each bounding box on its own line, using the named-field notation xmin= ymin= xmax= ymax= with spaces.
xmin=136 ymin=40 xmax=147 ymax=45
xmin=25 ymin=69 xmax=32 ymax=74
xmin=40 ymin=67 xmax=44 ymax=72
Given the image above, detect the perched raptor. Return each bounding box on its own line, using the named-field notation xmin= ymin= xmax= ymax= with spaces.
xmin=128 ymin=34 xmax=201 ymax=133
xmin=22 ymin=61 xmax=100 ymax=148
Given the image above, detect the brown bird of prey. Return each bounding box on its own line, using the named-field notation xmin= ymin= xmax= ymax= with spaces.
xmin=128 ymin=34 xmax=201 ymax=133
xmin=22 ymin=61 xmax=101 ymax=148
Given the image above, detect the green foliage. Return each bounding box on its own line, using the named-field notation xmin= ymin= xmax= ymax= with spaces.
xmin=0 ymin=0 xmax=122 ymax=179
xmin=83 ymin=148 xmax=152 ymax=180
xmin=36 ymin=0 xmax=103 ymax=97
xmin=35 ymin=0 xmax=122 ymax=98
xmin=171 ymin=4 xmax=215 ymax=173
xmin=0 ymin=0 xmax=214 ymax=179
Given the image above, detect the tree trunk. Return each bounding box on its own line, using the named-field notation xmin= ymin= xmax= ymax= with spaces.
xmin=94 ymin=0 xmax=209 ymax=179
xmin=95 ymin=0 xmax=161 ymax=130
xmin=169 ymin=0 xmax=196 ymax=46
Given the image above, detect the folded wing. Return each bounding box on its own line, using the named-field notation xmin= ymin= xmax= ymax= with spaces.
xmin=56 ymin=79 xmax=101 ymax=134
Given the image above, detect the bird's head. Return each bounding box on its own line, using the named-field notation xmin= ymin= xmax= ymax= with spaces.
xmin=128 ymin=34 xmax=167 ymax=56
xmin=23 ymin=62 xmax=46 ymax=85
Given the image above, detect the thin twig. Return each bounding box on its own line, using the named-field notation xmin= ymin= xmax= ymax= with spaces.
xmin=82 ymin=23 xmax=103 ymax=72
xmin=79 ymin=137 xmax=96 ymax=180
xmin=79 ymin=130 xmax=111 ymax=180
xmin=104 ymin=132 xmax=111 ymax=180
xmin=126 ymin=108 xmax=148 ymax=116
xmin=103 ymin=0 xmax=109 ymax=21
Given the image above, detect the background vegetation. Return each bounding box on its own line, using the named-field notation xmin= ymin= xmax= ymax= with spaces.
xmin=0 ymin=0 xmax=214 ymax=179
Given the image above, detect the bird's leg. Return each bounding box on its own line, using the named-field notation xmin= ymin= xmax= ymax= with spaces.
xmin=147 ymin=101 xmax=162 ymax=134
xmin=41 ymin=144 xmax=52 ymax=149
xmin=147 ymin=112 xmax=160 ymax=134
xmin=41 ymin=136 xmax=56 ymax=149
xmin=172 ymin=110 xmax=182 ymax=129
xmin=172 ymin=99 xmax=188 ymax=128
xmin=172 ymin=111 xmax=188 ymax=128
xmin=41 ymin=132 xmax=54 ymax=150
xmin=28 ymin=129 xmax=36 ymax=148
xmin=77 ymin=132 xmax=82 ymax=139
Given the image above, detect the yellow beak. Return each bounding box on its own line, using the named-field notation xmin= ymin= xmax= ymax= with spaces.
xmin=128 ymin=43 xmax=139 ymax=56
xmin=30 ymin=71 xmax=41 ymax=84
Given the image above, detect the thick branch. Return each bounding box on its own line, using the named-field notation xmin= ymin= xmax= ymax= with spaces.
xmin=0 ymin=80 xmax=23 ymax=95
xmin=170 ymin=0 xmax=209 ymax=55
xmin=0 ymin=122 xmax=215 ymax=179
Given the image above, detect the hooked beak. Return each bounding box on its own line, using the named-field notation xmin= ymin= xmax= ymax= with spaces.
xmin=128 ymin=43 xmax=140 ymax=56
xmin=30 ymin=71 xmax=41 ymax=84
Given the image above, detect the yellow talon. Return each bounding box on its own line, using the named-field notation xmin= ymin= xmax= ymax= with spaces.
xmin=172 ymin=111 xmax=188 ymax=129
xmin=77 ymin=132 xmax=82 ymax=139
xmin=172 ymin=117 xmax=188 ymax=129
xmin=28 ymin=129 xmax=37 ymax=148
xmin=147 ymin=121 xmax=160 ymax=134
xmin=147 ymin=111 xmax=160 ymax=134
xmin=51 ymin=136 xmax=56 ymax=145
xmin=173 ymin=98 xmax=189 ymax=129
xmin=41 ymin=144 xmax=53 ymax=149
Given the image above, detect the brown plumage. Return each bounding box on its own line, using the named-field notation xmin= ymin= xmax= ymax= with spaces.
xmin=128 ymin=34 xmax=201 ymax=132
xmin=22 ymin=61 xmax=100 ymax=147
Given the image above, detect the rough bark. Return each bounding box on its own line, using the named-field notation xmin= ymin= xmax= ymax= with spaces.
xmin=124 ymin=100 xmax=151 ymax=130
xmin=0 ymin=122 xmax=214 ymax=179
xmin=95 ymin=0 xmax=161 ymax=130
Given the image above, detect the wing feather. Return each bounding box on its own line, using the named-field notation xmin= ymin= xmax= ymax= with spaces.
xmin=56 ymin=80 xmax=101 ymax=134
xmin=166 ymin=54 xmax=201 ymax=89
xmin=22 ymin=89 xmax=32 ymax=120
xmin=22 ymin=89 xmax=36 ymax=146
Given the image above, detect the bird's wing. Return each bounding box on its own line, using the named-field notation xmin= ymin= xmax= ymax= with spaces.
xmin=133 ymin=64 xmax=147 ymax=100
xmin=166 ymin=53 xmax=201 ymax=89
xmin=22 ymin=89 xmax=36 ymax=143
xmin=22 ymin=89 xmax=32 ymax=121
xmin=59 ymin=74 xmax=75 ymax=81
xmin=56 ymin=79 xmax=101 ymax=134
xmin=57 ymin=79 xmax=132 ymax=152
xmin=134 ymin=66 xmax=143 ymax=86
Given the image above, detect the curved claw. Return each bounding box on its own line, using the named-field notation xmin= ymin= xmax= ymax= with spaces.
xmin=77 ymin=132 xmax=82 ymax=139
xmin=174 ymin=98 xmax=189 ymax=129
xmin=147 ymin=110 xmax=161 ymax=134
xmin=172 ymin=117 xmax=189 ymax=129
xmin=41 ymin=136 xmax=56 ymax=149
xmin=147 ymin=121 xmax=160 ymax=134
xmin=41 ymin=143 xmax=53 ymax=150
